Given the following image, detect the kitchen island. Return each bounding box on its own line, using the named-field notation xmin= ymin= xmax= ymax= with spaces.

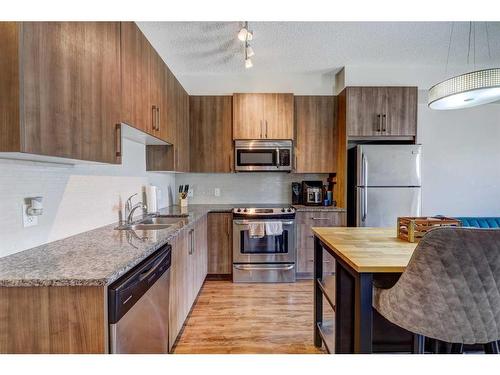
xmin=312 ymin=227 xmax=418 ymax=353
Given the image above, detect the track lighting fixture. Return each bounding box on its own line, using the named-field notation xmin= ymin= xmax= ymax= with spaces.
xmin=239 ymin=21 xmax=254 ymax=69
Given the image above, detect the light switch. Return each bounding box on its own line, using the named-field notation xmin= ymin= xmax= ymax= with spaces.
xmin=214 ymin=188 xmax=221 ymax=197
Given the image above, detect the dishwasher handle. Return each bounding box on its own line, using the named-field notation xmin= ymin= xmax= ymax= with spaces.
xmin=108 ymin=244 xmax=171 ymax=324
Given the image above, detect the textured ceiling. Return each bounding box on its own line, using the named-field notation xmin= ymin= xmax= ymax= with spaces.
xmin=138 ymin=22 xmax=500 ymax=94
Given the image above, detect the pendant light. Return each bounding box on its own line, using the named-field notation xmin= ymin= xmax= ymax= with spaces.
xmin=429 ymin=22 xmax=500 ymax=110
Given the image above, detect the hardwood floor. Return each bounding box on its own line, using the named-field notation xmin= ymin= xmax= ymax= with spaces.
xmin=173 ymin=280 xmax=326 ymax=354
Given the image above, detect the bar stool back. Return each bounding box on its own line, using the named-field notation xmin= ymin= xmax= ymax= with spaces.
xmin=373 ymin=227 xmax=500 ymax=353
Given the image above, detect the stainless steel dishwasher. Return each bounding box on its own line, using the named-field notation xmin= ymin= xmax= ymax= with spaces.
xmin=108 ymin=244 xmax=171 ymax=354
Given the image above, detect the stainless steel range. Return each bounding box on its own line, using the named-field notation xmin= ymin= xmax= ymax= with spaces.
xmin=232 ymin=206 xmax=296 ymax=283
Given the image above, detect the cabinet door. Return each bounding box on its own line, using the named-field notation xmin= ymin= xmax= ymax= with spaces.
xmin=175 ymin=85 xmax=190 ymax=172
xmin=21 ymin=22 xmax=121 ymax=163
xmin=193 ymin=215 xmax=208 ymax=294
xmin=168 ymin=229 xmax=190 ymax=350
xmin=233 ymin=93 xmax=265 ymax=139
xmin=121 ymin=22 xmax=151 ymax=134
xmin=264 ymin=93 xmax=294 ymax=139
xmin=149 ymin=47 xmax=163 ymax=137
xmin=384 ymin=87 xmax=417 ymax=136
xmin=207 ymin=213 xmax=232 ymax=275
xmin=295 ymin=96 xmax=336 ymax=173
xmin=159 ymin=65 xmax=175 ymax=144
xmin=346 ymin=87 xmax=386 ymax=137
xmin=190 ymin=96 xmax=233 ymax=172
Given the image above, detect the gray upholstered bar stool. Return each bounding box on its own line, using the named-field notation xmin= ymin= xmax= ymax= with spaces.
xmin=373 ymin=227 xmax=500 ymax=354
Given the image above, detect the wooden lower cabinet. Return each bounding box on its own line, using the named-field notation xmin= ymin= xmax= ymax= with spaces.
xmin=0 ymin=286 xmax=106 ymax=353
xmin=207 ymin=213 xmax=232 ymax=275
xmin=296 ymin=211 xmax=346 ymax=278
xmin=168 ymin=216 xmax=208 ymax=351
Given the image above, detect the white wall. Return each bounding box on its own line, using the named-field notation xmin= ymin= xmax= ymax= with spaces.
xmin=418 ymin=101 xmax=500 ymax=217
xmin=175 ymin=173 xmax=328 ymax=204
xmin=0 ymin=139 xmax=176 ymax=258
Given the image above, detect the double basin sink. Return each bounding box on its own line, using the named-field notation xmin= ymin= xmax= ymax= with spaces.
xmin=116 ymin=214 xmax=188 ymax=231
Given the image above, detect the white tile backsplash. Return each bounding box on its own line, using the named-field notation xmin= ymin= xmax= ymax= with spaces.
xmin=175 ymin=173 xmax=328 ymax=204
xmin=0 ymin=139 xmax=175 ymax=258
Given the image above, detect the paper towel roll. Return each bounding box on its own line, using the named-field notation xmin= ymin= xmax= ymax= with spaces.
xmin=145 ymin=185 xmax=158 ymax=213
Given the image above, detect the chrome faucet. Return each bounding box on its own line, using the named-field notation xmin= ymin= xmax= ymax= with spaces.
xmin=125 ymin=193 xmax=146 ymax=224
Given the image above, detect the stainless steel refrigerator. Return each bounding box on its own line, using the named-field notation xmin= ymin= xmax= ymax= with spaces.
xmin=347 ymin=144 xmax=422 ymax=227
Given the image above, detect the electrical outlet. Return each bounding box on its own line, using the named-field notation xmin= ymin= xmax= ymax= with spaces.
xmin=188 ymin=188 xmax=194 ymax=198
xmin=214 ymin=188 xmax=221 ymax=197
xmin=22 ymin=204 xmax=38 ymax=227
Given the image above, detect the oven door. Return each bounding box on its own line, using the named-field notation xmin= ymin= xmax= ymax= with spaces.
xmin=232 ymin=219 xmax=296 ymax=263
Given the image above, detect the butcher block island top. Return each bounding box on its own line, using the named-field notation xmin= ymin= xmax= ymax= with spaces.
xmin=312 ymin=227 xmax=418 ymax=273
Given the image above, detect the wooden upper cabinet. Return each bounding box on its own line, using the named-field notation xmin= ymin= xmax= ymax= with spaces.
xmin=233 ymin=93 xmax=264 ymax=139
xmin=385 ymin=87 xmax=418 ymax=136
xmin=345 ymin=86 xmax=417 ymax=137
xmin=233 ymin=93 xmax=293 ymax=140
xmin=145 ymin=70 xmax=190 ymax=172
xmin=0 ymin=22 xmax=121 ymax=164
xmin=175 ymin=85 xmax=190 ymax=172
xmin=120 ymin=22 xmax=151 ymax=135
xmin=295 ymin=96 xmax=337 ymax=173
xmin=190 ymin=96 xmax=233 ymax=173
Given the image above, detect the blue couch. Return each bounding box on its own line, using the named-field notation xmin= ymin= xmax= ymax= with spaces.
xmin=456 ymin=217 xmax=500 ymax=229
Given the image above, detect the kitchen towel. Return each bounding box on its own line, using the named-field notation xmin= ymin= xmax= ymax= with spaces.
xmin=248 ymin=222 xmax=265 ymax=238
xmin=265 ymin=221 xmax=283 ymax=236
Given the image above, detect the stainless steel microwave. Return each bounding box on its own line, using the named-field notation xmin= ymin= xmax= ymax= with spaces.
xmin=234 ymin=140 xmax=293 ymax=172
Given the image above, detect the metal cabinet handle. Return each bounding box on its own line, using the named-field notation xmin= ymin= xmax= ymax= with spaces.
xmin=382 ymin=114 xmax=387 ymax=132
xmin=228 ymin=154 xmax=232 ymax=172
xmin=265 ymin=120 xmax=268 ymax=138
xmin=189 ymin=228 xmax=194 ymax=255
xmin=260 ymin=120 xmax=263 ymax=138
xmin=311 ymin=217 xmax=330 ymax=220
xmin=115 ymin=124 xmax=122 ymax=158
xmin=157 ymin=107 xmax=161 ymax=132
xmin=152 ymin=105 xmax=157 ymax=131
xmin=308 ymin=259 xmax=331 ymax=263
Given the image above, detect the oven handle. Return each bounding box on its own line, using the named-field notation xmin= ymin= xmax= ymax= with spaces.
xmin=234 ymin=264 xmax=295 ymax=271
xmin=233 ymin=220 xmax=295 ymax=225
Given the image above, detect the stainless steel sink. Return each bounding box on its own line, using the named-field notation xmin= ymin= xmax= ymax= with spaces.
xmin=116 ymin=215 xmax=186 ymax=231
xmin=139 ymin=217 xmax=183 ymax=225
xmin=127 ymin=223 xmax=174 ymax=230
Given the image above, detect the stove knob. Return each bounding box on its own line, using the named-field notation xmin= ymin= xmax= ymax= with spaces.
xmin=243 ymin=208 xmax=248 ymax=213
xmin=236 ymin=208 xmax=241 ymax=212
xmin=281 ymin=208 xmax=285 ymax=213
xmin=287 ymin=208 xmax=292 ymax=212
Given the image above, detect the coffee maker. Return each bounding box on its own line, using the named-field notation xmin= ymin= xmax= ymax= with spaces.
xmin=302 ymin=181 xmax=323 ymax=206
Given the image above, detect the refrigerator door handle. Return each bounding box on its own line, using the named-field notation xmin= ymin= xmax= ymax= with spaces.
xmin=363 ymin=187 xmax=368 ymax=222
xmin=361 ymin=152 xmax=368 ymax=186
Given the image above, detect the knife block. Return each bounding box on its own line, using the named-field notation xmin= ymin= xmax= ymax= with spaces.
xmin=178 ymin=194 xmax=188 ymax=207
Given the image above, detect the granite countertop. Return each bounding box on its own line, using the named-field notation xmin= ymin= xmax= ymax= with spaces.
xmin=0 ymin=203 xmax=345 ymax=288
xmin=292 ymin=205 xmax=346 ymax=212
xmin=0 ymin=205 xmax=233 ymax=288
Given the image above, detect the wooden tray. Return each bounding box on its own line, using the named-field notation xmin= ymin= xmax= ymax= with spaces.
xmin=397 ymin=216 xmax=461 ymax=242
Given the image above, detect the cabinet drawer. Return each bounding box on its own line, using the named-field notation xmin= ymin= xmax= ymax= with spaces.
xmin=296 ymin=211 xmax=344 ymax=227
xmin=297 ymin=247 xmax=335 ymax=274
